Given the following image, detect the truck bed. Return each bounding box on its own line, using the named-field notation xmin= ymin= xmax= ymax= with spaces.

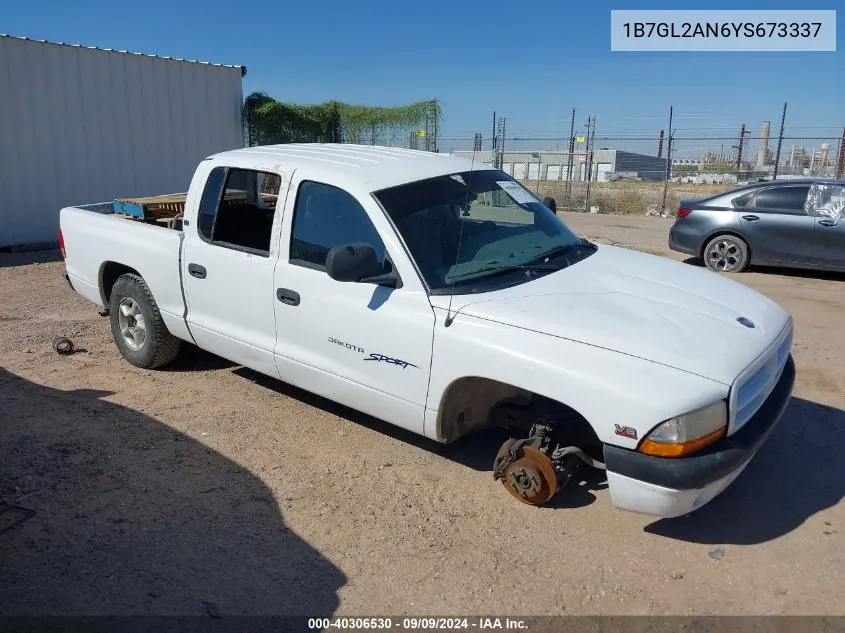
xmin=60 ymin=203 xmax=190 ymax=340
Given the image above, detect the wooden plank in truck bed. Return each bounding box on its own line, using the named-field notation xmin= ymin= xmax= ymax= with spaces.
xmin=112 ymin=194 xmax=188 ymax=220
xmin=112 ymin=192 xmax=280 ymax=221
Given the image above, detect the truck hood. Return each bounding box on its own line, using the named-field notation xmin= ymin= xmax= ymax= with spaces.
xmin=431 ymin=245 xmax=791 ymax=385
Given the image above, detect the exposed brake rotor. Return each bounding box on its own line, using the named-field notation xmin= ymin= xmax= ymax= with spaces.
xmin=494 ymin=440 xmax=558 ymax=506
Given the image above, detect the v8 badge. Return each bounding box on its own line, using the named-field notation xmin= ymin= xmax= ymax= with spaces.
xmin=614 ymin=424 xmax=638 ymax=440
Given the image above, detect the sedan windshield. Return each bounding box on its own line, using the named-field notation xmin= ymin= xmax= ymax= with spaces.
xmin=373 ymin=170 xmax=595 ymax=294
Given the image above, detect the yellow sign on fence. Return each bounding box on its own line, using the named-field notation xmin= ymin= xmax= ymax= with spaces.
xmin=416 ymin=129 xmax=426 ymax=137
xmin=576 ymin=136 xmax=585 ymax=143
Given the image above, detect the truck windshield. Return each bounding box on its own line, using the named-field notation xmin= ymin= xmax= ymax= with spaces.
xmin=373 ymin=169 xmax=595 ymax=294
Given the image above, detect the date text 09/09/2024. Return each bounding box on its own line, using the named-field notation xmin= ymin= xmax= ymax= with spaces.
xmin=308 ymin=617 xmax=528 ymax=630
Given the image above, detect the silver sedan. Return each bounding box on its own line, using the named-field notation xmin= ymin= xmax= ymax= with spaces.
xmin=668 ymin=179 xmax=845 ymax=273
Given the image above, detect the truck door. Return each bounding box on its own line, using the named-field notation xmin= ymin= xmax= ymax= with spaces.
xmin=181 ymin=164 xmax=292 ymax=378
xmin=271 ymin=177 xmax=435 ymax=434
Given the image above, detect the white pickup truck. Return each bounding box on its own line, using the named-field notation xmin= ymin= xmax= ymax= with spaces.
xmin=60 ymin=144 xmax=795 ymax=518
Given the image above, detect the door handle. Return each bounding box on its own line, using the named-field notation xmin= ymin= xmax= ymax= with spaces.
xmin=818 ymin=220 xmax=836 ymax=227
xmin=276 ymin=288 xmax=300 ymax=306
xmin=742 ymin=215 xmax=760 ymax=222
xmin=188 ymin=263 xmax=207 ymax=279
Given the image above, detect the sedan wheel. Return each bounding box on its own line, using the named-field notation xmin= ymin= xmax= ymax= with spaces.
xmin=703 ymin=235 xmax=749 ymax=273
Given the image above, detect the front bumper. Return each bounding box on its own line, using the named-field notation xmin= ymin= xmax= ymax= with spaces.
xmin=603 ymin=355 xmax=795 ymax=518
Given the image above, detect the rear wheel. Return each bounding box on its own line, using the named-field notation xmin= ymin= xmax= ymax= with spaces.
xmin=109 ymin=273 xmax=181 ymax=369
xmin=703 ymin=234 xmax=749 ymax=273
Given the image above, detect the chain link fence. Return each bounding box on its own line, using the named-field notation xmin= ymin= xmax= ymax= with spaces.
xmin=422 ymin=133 xmax=843 ymax=216
xmin=242 ymin=93 xmax=844 ymax=218
xmin=313 ymin=129 xmax=844 ymax=216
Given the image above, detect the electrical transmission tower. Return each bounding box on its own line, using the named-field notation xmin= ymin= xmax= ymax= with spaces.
xmin=496 ymin=117 xmax=507 ymax=170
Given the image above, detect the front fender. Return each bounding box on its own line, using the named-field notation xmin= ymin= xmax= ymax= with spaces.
xmin=426 ymin=309 xmax=729 ymax=449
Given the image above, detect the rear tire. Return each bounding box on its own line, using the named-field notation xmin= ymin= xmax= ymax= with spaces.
xmin=109 ymin=273 xmax=181 ymax=369
xmin=703 ymin=235 xmax=749 ymax=273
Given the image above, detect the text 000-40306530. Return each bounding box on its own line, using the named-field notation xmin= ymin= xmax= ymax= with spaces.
xmin=610 ymin=10 xmax=836 ymax=52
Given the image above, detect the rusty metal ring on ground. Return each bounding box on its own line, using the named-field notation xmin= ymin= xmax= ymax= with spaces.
xmin=52 ymin=337 xmax=74 ymax=355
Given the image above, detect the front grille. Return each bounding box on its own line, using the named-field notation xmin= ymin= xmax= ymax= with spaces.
xmin=733 ymin=329 xmax=792 ymax=431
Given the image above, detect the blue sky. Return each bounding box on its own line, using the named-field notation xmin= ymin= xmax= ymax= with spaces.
xmin=5 ymin=0 xmax=843 ymax=145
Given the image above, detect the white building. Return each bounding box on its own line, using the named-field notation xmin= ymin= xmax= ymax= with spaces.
xmin=451 ymin=149 xmax=668 ymax=182
xmin=0 ymin=35 xmax=246 ymax=247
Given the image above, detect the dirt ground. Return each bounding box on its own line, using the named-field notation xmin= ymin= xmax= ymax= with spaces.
xmin=1 ymin=212 xmax=844 ymax=616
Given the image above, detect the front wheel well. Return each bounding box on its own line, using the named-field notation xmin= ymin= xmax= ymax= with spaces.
xmin=436 ymin=377 xmax=600 ymax=448
xmin=99 ymin=262 xmax=142 ymax=306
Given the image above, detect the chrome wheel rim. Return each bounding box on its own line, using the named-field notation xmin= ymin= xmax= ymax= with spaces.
xmin=707 ymin=239 xmax=742 ymax=271
xmin=117 ymin=297 xmax=146 ymax=351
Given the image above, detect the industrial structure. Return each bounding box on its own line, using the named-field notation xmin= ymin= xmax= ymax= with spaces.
xmin=450 ymin=149 xmax=668 ymax=182
xmin=669 ymin=119 xmax=842 ymax=179
xmin=756 ymin=121 xmax=771 ymax=168
xmin=0 ymin=34 xmax=246 ymax=247
xmin=777 ymin=143 xmax=830 ymax=171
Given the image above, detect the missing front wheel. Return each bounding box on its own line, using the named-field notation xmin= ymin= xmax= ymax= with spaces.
xmin=493 ymin=420 xmax=605 ymax=506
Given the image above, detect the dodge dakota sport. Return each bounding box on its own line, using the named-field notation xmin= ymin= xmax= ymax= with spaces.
xmin=59 ymin=143 xmax=795 ymax=517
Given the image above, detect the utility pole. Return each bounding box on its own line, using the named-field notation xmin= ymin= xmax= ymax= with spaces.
xmin=734 ymin=123 xmax=747 ymax=171
xmin=660 ymin=106 xmax=673 ymax=212
xmin=584 ymin=116 xmax=593 ymax=182
xmin=497 ymin=118 xmax=507 ymax=170
xmin=432 ymin=99 xmax=438 ymax=153
xmin=835 ymin=127 xmax=845 ymax=179
xmin=565 ymin=107 xmax=575 ymax=196
xmin=491 ymin=111 xmax=498 ymax=168
xmin=583 ymin=116 xmax=596 ymax=213
xmin=773 ymin=101 xmax=788 ymax=180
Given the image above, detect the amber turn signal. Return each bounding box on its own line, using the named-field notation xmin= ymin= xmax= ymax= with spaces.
xmin=639 ymin=426 xmax=725 ymax=457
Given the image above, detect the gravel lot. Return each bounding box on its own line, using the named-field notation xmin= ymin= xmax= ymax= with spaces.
xmin=1 ymin=212 xmax=843 ymax=616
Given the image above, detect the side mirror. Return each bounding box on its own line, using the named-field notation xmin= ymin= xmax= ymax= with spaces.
xmin=543 ymin=197 xmax=558 ymax=214
xmin=325 ymin=243 xmax=400 ymax=287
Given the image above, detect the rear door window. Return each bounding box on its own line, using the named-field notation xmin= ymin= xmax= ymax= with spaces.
xmin=197 ymin=166 xmax=281 ymax=255
xmin=752 ymin=186 xmax=810 ymax=215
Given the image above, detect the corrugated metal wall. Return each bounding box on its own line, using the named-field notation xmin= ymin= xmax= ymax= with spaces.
xmin=0 ymin=36 xmax=245 ymax=247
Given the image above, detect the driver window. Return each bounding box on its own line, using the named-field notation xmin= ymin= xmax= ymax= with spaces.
xmin=289 ymin=181 xmax=387 ymax=270
xmin=806 ymin=184 xmax=845 ymax=220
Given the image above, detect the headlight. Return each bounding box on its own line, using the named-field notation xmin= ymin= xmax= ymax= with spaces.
xmin=639 ymin=400 xmax=727 ymax=457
